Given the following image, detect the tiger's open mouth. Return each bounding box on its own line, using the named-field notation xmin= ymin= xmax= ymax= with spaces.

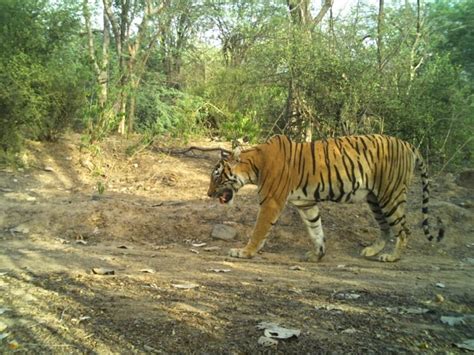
xmin=218 ymin=188 xmax=234 ymax=204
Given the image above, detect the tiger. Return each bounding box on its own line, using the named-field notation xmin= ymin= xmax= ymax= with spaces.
xmin=207 ymin=134 xmax=444 ymax=262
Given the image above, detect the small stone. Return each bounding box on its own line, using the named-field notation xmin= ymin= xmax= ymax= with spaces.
xmin=289 ymin=265 xmax=305 ymax=271
xmin=10 ymin=225 xmax=30 ymax=234
xmin=211 ymin=224 xmax=238 ymax=241
xmin=204 ymin=246 xmax=220 ymax=252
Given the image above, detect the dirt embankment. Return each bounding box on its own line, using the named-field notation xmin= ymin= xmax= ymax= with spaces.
xmin=0 ymin=135 xmax=473 ymax=353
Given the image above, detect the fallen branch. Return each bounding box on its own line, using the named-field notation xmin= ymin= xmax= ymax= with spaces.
xmin=153 ymin=145 xmax=232 ymax=157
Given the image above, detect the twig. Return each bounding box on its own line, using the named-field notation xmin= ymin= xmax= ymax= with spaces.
xmin=153 ymin=146 xmax=232 ymax=156
xmin=435 ymin=136 xmax=473 ymax=176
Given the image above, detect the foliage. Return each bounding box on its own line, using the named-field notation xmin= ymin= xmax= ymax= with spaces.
xmin=1 ymin=0 xmax=472 ymax=171
xmin=135 ymin=83 xmax=209 ymax=140
xmin=0 ymin=0 xmax=89 ymax=164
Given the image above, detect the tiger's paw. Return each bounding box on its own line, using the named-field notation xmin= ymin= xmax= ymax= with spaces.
xmin=360 ymin=241 xmax=386 ymax=257
xmin=301 ymin=249 xmax=325 ymax=262
xmin=228 ymin=248 xmax=254 ymax=259
xmin=377 ymin=253 xmax=400 ymax=262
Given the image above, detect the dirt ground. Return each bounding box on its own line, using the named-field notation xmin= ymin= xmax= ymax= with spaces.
xmin=0 ymin=134 xmax=473 ymax=354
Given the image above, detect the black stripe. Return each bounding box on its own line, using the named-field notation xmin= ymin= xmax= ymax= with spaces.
xmin=334 ymin=167 xmax=345 ymax=202
xmin=389 ymin=216 xmax=404 ymax=227
xmin=384 ymin=199 xmax=407 ymax=219
xmin=314 ymin=183 xmax=321 ymax=201
xmin=307 ymin=214 xmax=321 ymax=223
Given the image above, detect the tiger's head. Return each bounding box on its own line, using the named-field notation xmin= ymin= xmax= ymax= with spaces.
xmin=207 ymin=148 xmax=247 ymax=205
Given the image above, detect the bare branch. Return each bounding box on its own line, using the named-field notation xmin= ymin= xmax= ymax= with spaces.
xmin=312 ymin=0 xmax=334 ymax=26
xmin=82 ymin=0 xmax=101 ymax=77
xmin=103 ymin=0 xmax=121 ymax=53
xmin=152 ymin=146 xmax=232 ymax=157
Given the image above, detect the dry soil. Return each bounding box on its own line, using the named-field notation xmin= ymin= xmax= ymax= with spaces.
xmin=0 ymin=134 xmax=473 ymax=354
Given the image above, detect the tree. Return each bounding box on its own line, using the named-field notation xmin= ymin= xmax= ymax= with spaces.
xmin=82 ymin=0 xmax=168 ymax=136
xmin=0 ymin=0 xmax=88 ymax=162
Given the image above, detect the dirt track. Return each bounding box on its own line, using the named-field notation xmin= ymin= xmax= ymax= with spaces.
xmin=1 ymin=135 xmax=473 ymax=353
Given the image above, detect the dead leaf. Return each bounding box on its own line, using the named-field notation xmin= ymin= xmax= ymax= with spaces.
xmin=140 ymin=269 xmax=155 ymax=274
xmin=441 ymin=316 xmax=466 ymax=326
xmin=8 ymin=340 xmax=19 ymax=350
xmin=189 ymin=249 xmax=199 ymax=254
xmin=207 ymin=268 xmax=231 ymax=273
xmin=257 ymin=322 xmax=301 ymax=339
xmin=91 ymin=268 xmax=115 ymax=275
xmin=192 ymin=243 xmax=207 ymax=247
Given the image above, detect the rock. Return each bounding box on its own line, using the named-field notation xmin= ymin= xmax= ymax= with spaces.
xmin=10 ymin=224 xmax=30 ymax=234
xmin=203 ymin=246 xmax=220 ymax=252
xmin=334 ymin=292 xmax=361 ymax=300
xmin=456 ymin=170 xmax=474 ymax=189
xmin=289 ymin=265 xmax=305 ymax=271
xmin=211 ymin=224 xmax=238 ymax=241
xmin=171 ymin=283 xmax=199 ymax=290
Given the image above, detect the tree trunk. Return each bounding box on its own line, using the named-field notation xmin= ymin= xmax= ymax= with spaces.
xmin=285 ymin=0 xmax=332 ymax=142
xmin=377 ymin=0 xmax=384 ymax=72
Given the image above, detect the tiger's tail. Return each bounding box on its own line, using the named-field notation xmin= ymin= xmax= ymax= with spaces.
xmin=415 ymin=149 xmax=445 ymax=242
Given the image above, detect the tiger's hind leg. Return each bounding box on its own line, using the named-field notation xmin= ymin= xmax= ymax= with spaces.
xmin=361 ymin=193 xmax=391 ymax=257
xmin=377 ymin=194 xmax=410 ymax=262
xmin=296 ymin=204 xmax=326 ymax=262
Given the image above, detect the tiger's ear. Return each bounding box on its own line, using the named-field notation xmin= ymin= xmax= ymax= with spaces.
xmin=232 ymin=147 xmax=241 ymax=162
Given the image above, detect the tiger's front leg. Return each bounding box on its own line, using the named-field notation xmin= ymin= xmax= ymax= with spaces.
xmin=296 ymin=204 xmax=326 ymax=262
xmin=229 ymin=199 xmax=282 ymax=259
